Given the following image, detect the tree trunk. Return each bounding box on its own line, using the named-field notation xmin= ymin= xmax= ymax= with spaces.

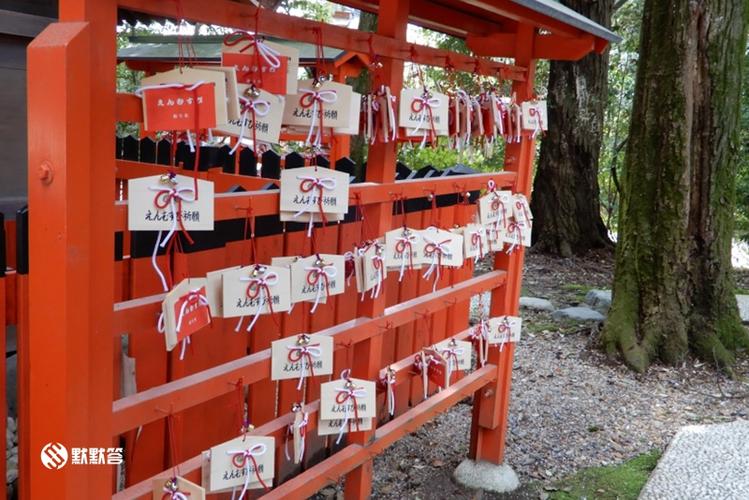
xmin=530 ymin=0 xmax=614 ymax=257
xmin=602 ymin=0 xmax=749 ymax=373
xmin=349 ymin=11 xmax=377 ymax=170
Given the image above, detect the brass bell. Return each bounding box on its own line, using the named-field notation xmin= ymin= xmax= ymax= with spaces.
xmin=297 ymin=334 xmax=310 ymax=346
xmin=245 ymin=84 xmax=261 ymax=99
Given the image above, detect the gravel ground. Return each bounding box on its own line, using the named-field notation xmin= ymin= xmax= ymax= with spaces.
xmin=361 ymin=250 xmax=749 ymax=499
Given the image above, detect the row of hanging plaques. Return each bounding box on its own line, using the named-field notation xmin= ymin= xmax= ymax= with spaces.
xmin=134 ymin=31 xmax=548 ymax=155
xmin=154 ymin=309 xmax=521 ymax=499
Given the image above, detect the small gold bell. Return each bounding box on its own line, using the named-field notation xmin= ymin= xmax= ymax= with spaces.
xmin=245 ymin=85 xmax=261 ymax=99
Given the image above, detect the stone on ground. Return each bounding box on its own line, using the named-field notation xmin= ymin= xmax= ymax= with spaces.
xmin=639 ymin=420 xmax=749 ymax=499
xmin=735 ymin=295 xmax=749 ymax=323
xmin=453 ymin=459 xmax=519 ymax=493
xmin=584 ymin=289 xmax=612 ymax=313
xmin=552 ymin=306 xmax=605 ymax=322
xmin=519 ymin=297 xmax=555 ymax=312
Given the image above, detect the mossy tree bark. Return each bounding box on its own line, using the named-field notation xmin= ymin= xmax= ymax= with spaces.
xmin=603 ymin=0 xmax=749 ymax=372
xmin=530 ymin=0 xmax=614 ymax=257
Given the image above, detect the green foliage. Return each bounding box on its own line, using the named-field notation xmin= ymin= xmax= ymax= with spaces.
xmin=599 ymin=0 xmax=643 ymax=232
xmin=735 ymin=43 xmax=749 ymax=241
xmin=280 ymin=0 xmax=333 ymax=21
xmin=397 ymin=139 xmax=505 ymax=172
xmin=394 ymin=29 xmax=512 ymax=173
xmin=116 ymin=25 xmax=144 ymax=136
xmin=549 ymin=450 xmax=661 ymax=500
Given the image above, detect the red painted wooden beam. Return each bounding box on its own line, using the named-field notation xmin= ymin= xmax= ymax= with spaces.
xmin=113 ymin=357 xmax=496 ymax=499
xmin=112 ymin=170 xmax=516 ymax=231
xmin=467 ymin=32 xmax=597 ymax=61
xmin=117 ymin=0 xmax=526 ymax=80
xmin=111 ymin=270 xmax=506 ymax=435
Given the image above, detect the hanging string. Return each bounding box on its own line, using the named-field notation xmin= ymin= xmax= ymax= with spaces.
xmin=366 ymin=34 xmax=382 ymax=89
xmin=253 ymin=8 xmax=265 ymax=89
xmin=313 ymin=27 xmax=325 ymax=80
xmin=240 ymin=199 xmax=257 ymax=266
xmin=428 ymin=191 xmax=439 ymax=228
xmin=166 ymin=413 xmax=182 ymax=479
xmin=397 ymin=194 xmax=408 ymax=229
xmin=353 ymin=192 xmax=375 ymax=243
xmin=235 ymin=378 xmax=248 ymax=437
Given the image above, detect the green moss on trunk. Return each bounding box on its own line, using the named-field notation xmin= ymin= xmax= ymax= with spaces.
xmin=603 ymin=0 xmax=749 ymax=372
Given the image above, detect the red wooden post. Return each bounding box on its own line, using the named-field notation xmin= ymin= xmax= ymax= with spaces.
xmin=0 ymin=274 xmax=5 ymax=500
xmin=345 ymin=1 xmax=410 ymax=497
xmin=27 ymin=2 xmax=116 ymax=496
xmin=470 ymin=23 xmax=536 ymax=465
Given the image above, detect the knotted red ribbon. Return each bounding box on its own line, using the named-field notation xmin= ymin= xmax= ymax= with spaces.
xmin=305 ymin=260 xmax=337 ymax=313
xmin=227 ymin=443 xmax=269 ymax=494
xmin=395 ymin=230 xmax=418 ymax=281
xmin=529 ymin=106 xmax=544 ymax=138
xmin=287 ymin=342 xmax=321 ymax=384
xmin=411 ymin=94 xmax=440 ymax=147
xmin=471 ymin=231 xmax=484 ymax=261
xmin=334 ymin=383 xmax=366 ymax=444
xmin=299 ymin=89 xmax=338 ymax=147
xmin=506 ymin=222 xmax=522 ymax=254
xmin=299 ymin=177 xmax=329 ymax=227
xmin=422 ymin=238 xmax=452 ymax=292
xmin=246 ymin=277 xmax=275 ymax=317
xmin=153 ymin=186 xmax=195 ymax=245
xmin=497 ymin=318 xmax=512 ymax=352
xmin=515 ymin=199 xmax=531 ymax=227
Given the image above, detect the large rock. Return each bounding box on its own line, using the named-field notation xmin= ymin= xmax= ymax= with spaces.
xmin=584 ymin=289 xmax=612 ymax=313
xmin=454 ymin=459 xmax=519 ymax=493
xmin=736 ymin=295 xmax=749 ymax=323
xmin=552 ymin=306 xmax=605 ymax=322
xmin=640 ymin=420 xmax=749 ymax=499
xmin=519 ymin=297 xmax=555 ymax=312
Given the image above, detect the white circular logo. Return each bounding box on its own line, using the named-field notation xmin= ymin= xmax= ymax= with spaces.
xmin=40 ymin=442 xmax=68 ymax=470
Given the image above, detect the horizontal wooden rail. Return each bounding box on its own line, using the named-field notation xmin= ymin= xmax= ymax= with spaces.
xmin=113 ymin=328 xmax=495 ymax=499
xmin=113 ymin=170 xmax=516 ymax=231
xmin=116 ymin=161 xmax=273 ymax=192
xmin=117 ymin=0 xmax=526 ymax=80
xmin=264 ymin=364 xmax=495 ymax=499
xmin=112 ymin=269 xmax=505 ymax=435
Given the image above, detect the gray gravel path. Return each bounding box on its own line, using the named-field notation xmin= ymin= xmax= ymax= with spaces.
xmin=639 ymin=420 xmax=749 ymax=499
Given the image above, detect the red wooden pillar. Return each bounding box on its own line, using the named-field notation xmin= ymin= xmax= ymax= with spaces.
xmin=470 ymin=23 xmax=536 ymax=465
xmin=26 ymin=0 xmax=116 ymax=496
xmin=345 ymin=1 xmax=409 ymax=498
xmin=0 ymin=274 xmax=5 ymax=500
